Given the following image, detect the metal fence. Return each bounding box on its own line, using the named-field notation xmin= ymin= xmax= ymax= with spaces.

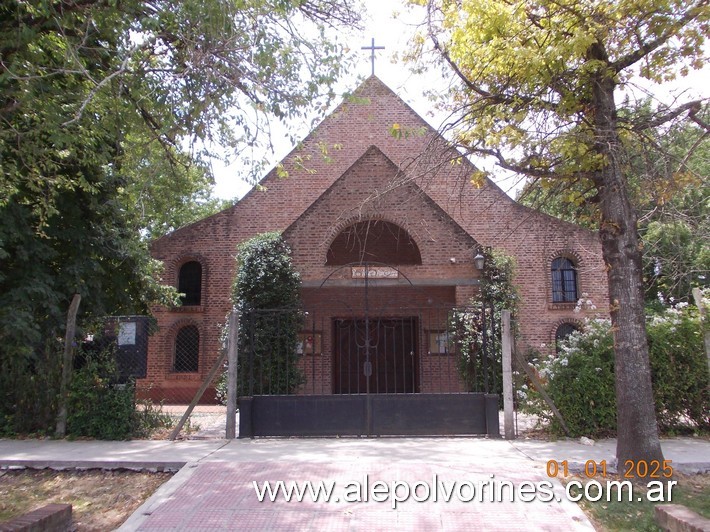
xmin=236 ymin=303 xmax=502 ymax=398
xmin=89 ymin=302 xmax=506 ymax=439
xmin=82 ymin=316 xmax=227 ymax=440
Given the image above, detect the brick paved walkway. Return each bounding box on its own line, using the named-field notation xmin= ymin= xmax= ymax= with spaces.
xmin=135 ymin=461 xmax=593 ymax=531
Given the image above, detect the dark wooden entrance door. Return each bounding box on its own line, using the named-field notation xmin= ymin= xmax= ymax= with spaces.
xmin=334 ymin=317 xmax=418 ymax=394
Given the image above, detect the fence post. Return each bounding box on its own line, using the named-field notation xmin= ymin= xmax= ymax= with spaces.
xmin=169 ymin=350 xmax=226 ymax=441
xmin=226 ymin=310 xmax=239 ymax=439
xmin=56 ymin=293 xmax=81 ymax=438
xmin=502 ymin=310 xmax=515 ymax=439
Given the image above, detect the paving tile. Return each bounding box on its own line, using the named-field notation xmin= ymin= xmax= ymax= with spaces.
xmin=136 ymin=460 xmax=594 ymax=531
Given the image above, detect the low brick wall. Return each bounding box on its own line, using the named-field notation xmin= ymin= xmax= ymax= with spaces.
xmin=655 ymin=504 xmax=710 ymax=532
xmin=0 ymin=504 xmax=72 ymax=532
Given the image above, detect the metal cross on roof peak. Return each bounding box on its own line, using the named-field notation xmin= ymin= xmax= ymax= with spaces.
xmin=361 ymin=38 xmax=385 ymax=76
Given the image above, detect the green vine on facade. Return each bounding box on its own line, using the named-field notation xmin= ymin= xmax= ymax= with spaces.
xmin=452 ymin=249 xmax=519 ymax=394
xmin=231 ymin=232 xmax=304 ymax=396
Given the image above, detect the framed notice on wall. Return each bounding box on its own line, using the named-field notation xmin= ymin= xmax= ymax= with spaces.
xmin=297 ymin=333 xmax=322 ymax=355
xmin=428 ymin=331 xmax=453 ymax=355
xmin=117 ymin=321 xmax=137 ymax=346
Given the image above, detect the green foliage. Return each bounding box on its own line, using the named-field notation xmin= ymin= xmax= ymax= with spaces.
xmin=522 ymin=306 xmax=709 ymax=437
xmin=233 ymin=233 xmax=304 ymax=396
xmin=643 ymin=201 xmax=710 ymax=304
xmin=409 ymin=0 xmax=707 ymax=176
xmin=479 ymin=249 xmax=519 ymax=309
xmin=1 ymin=341 xmax=171 ymax=439
xmin=452 ymin=249 xmax=519 ymax=393
xmin=0 ymin=341 xmax=62 ymax=437
xmin=517 ymin=112 xmax=710 ymax=304
xmin=234 ymin=233 xmax=303 ymax=311
xmin=67 ymin=357 xmax=135 ymax=441
xmin=0 ymin=0 xmax=359 ymax=427
xmin=117 ymin=137 xmax=234 ymax=239
xmin=534 ymin=320 xmax=618 ymax=437
xmin=410 ymin=0 xmax=707 ymax=458
xmin=67 ymin=348 xmax=172 ymax=440
xmin=647 ymin=304 xmax=709 ymax=430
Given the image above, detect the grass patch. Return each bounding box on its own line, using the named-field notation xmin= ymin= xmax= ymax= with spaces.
xmin=0 ymin=468 xmax=172 ymax=530
xmin=563 ymin=473 xmax=709 ymax=531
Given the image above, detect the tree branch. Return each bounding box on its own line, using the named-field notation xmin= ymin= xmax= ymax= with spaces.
xmin=632 ymin=100 xmax=705 ymax=131
xmin=611 ymin=0 xmax=709 ymax=73
xmin=461 ymin=144 xmax=598 ymax=182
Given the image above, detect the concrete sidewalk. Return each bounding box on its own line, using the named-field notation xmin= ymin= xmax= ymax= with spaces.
xmin=2 ymin=436 xmax=708 ymax=473
xmin=2 ymin=436 xmax=708 ymax=531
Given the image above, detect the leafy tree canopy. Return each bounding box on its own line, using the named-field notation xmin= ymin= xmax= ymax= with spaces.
xmin=0 ymin=0 xmax=361 ymax=364
xmin=406 ymin=0 xmax=708 ymax=474
xmin=407 ymin=0 xmax=707 ymax=181
xmin=517 ymin=108 xmax=710 ymax=303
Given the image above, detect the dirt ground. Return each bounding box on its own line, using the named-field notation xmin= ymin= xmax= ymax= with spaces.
xmin=0 ymin=468 xmax=172 ymax=530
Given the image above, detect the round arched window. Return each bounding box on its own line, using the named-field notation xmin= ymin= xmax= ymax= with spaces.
xmin=326 ymin=220 xmax=422 ymax=265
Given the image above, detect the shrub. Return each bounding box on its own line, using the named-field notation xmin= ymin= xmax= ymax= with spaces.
xmin=539 ymin=319 xmax=617 ymax=437
xmin=224 ymin=232 xmax=304 ymax=399
xmin=647 ymin=304 xmax=709 ymax=431
xmin=522 ymin=305 xmax=709 ymax=437
xmin=67 ymin=348 xmax=172 ymax=439
xmin=131 ymin=395 xmax=174 ymax=439
xmin=66 ymin=347 xmax=135 ymax=439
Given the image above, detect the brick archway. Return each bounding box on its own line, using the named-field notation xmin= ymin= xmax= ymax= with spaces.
xmin=326 ymin=219 xmax=422 ymax=265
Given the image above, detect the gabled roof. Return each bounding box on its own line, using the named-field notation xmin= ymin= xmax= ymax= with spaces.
xmin=282 ymin=144 xmax=479 ymax=252
xmin=151 ymin=75 xmax=597 ymax=257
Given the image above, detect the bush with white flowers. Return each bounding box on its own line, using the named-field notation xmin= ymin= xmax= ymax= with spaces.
xmin=521 ymin=304 xmax=708 ymax=437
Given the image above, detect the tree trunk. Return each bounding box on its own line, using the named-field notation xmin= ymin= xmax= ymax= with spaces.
xmin=55 ymin=293 xmax=81 ymax=438
xmin=591 ymin=58 xmax=665 ymax=476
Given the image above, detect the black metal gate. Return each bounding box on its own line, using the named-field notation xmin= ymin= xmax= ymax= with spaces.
xmin=237 ymin=263 xmax=500 ymax=437
xmin=334 ymin=317 xmax=418 ymax=394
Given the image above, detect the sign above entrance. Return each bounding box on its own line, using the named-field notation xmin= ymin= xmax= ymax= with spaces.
xmin=351 ymin=265 xmax=399 ymax=279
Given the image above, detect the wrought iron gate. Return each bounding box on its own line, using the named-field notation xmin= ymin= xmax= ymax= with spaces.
xmin=237 ymin=263 xmax=501 ymax=437
xmin=334 ymin=317 xmax=417 ymax=394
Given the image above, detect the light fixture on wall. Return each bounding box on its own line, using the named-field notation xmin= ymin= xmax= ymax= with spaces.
xmin=473 ymin=250 xmax=486 ymax=271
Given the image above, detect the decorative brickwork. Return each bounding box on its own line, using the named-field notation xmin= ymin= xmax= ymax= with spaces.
xmin=144 ymin=76 xmax=609 ymax=400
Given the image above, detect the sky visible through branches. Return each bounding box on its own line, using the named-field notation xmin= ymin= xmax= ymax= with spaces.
xmin=211 ymin=0 xmax=709 ymax=202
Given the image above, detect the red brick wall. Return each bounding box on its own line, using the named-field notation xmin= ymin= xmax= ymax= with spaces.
xmin=142 ymin=76 xmax=609 ymax=401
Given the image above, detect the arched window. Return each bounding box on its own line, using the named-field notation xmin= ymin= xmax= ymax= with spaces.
xmin=326 ymin=220 xmax=422 ymax=265
xmin=551 ymin=257 xmax=577 ymax=303
xmin=174 ymin=325 xmax=199 ymax=372
xmin=555 ymin=322 xmax=580 ymax=352
xmin=178 ymin=261 xmax=202 ymax=306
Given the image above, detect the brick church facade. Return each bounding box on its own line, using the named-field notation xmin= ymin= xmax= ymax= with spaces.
xmin=144 ymin=76 xmax=609 ymax=401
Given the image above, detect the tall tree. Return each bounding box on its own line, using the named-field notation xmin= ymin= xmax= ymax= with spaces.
xmin=517 ymin=109 xmax=710 ymax=304
xmin=409 ymin=0 xmax=709 ymax=474
xmin=0 ymin=0 xmax=361 ymax=432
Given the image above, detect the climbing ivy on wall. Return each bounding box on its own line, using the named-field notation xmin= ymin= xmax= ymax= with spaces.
xmin=232 ymin=232 xmax=304 ymax=395
xmin=452 ymin=249 xmax=519 ymax=394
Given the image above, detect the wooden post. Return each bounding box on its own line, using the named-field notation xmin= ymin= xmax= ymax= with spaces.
xmin=56 ymin=293 xmax=81 ymax=438
xmin=226 ymin=311 xmax=239 ymax=439
xmin=169 ymin=349 xmax=227 ymax=441
xmin=692 ymin=288 xmax=710 ymax=378
xmin=502 ymin=310 xmax=515 ymax=439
